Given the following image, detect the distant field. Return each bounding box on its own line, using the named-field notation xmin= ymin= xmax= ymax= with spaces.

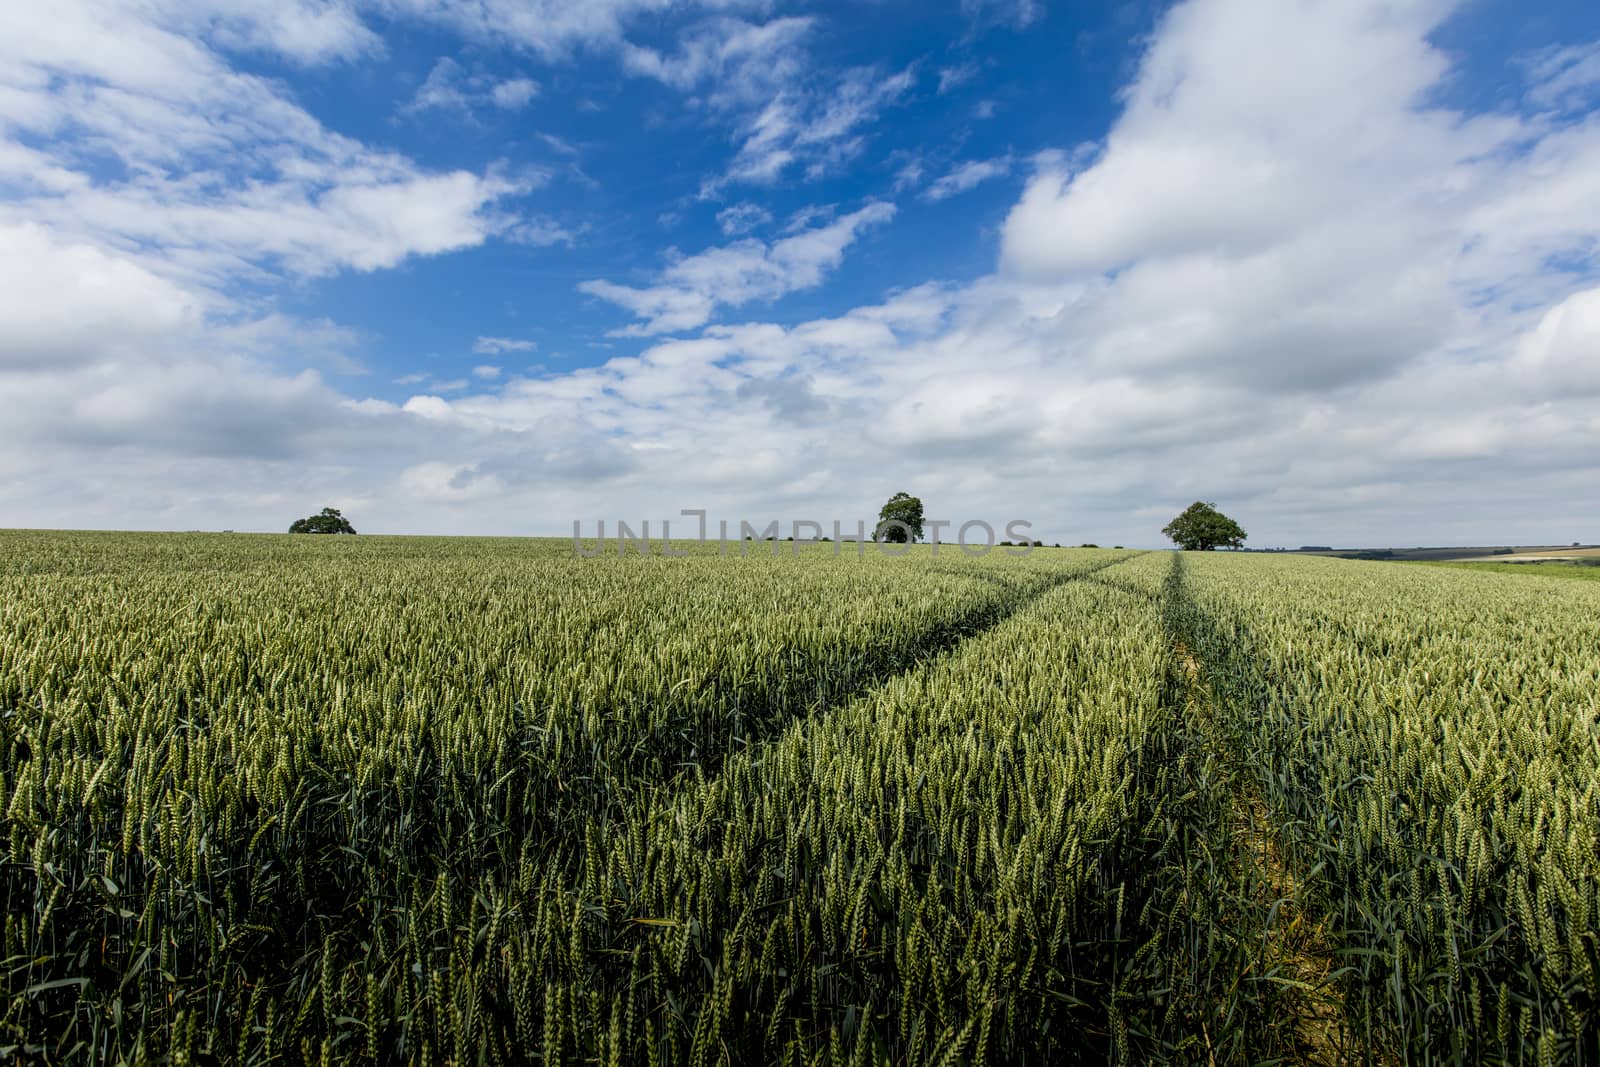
xmin=3 ymin=531 xmax=1597 ymax=1064
xmin=1452 ymin=547 xmax=1600 ymax=562
xmin=1413 ymin=558 xmax=1600 ymax=580
xmin=1293 ymin=543 xmax=1599 ymax=562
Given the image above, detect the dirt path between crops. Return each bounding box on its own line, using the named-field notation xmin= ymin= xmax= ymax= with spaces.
xmin=1171 ymin=639 xmax=1352 ymax=1066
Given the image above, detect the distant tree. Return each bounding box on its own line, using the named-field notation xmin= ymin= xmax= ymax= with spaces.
xmin=1162 ymin=502 xmax=1246 ymax=551
xmin=289 ymin=507 xmax=357 ymax=535
xmin=875 ymin=492 xmax=924 ymax=543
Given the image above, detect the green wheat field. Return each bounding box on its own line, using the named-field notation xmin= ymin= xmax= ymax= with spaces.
xmin=3 ymin=531 xmax=1597 ymax=1065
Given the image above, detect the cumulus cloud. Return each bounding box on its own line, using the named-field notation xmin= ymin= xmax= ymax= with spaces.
xmin=999 ymin=1 xmax=1527 ymax=280
xmin=0 ymin=222 xmax=201 ymax=371
xmin=1513 ymin=287 xmax=1600 ymax=394
xmin=992 ymin=0 xmax=1600 ymax=408
xmin=580 ymin=202 xmax=895 ymax=334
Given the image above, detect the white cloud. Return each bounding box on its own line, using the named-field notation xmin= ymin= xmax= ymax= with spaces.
xmin=506 ymin=216 xmax=578 ymax=247
xmin=166 ymin=0 xmax=382 ymax=65
xmin=782 ymin=203 xmax=835 ymax=232
xmin=892 ymin=156 xmax=926 ymax=193
xmin=474 ymin=336 xmax=538 ymax=354
xmin=621 ymin=15 xmax=916 ymax=192
xmin=622 ymin=16 xmax=813 ymax=107
xmin=716 ymin=65 xmax=917 ymax=188
xmin=937 ymin=62 xmax=979 ymax=94
xmin=1000 ymin=0 xmax=1510 ymax=280
xmin=407 ymin=57 xmax=475 ymax=111
xmin=0 ymin=2 xmax=530 ymax=288
xmin=0 ymin=221 xmax=200 ymax=371
xmin=491 ymin=77 xmax=540 ymax=109
xmin=580 ymin=202 xmax=895 ymax=334
xmin=1513 ymin=286 xmax=1600 ymax=394
xmin=472 ymin=364 xmax=503 ymax=380
xmin=399 ymin=461 xmax=504 ymax=501
xmin=924 ymin=155 xmax=1013 ymax=201
xmin=1526 ymin=40 xmax=1600 ymax=111
xmin=382 ymin=0 xmax=772 ymax=61
xmin=405 ymin=57 xmax=540 ymax=115
xmin=715 ymin=202 xmax=773 ymax=235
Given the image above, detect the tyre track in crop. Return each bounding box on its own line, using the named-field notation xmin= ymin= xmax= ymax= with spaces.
xmin=556 ymin=552 xmax=1147 ymax=847
xmin=527 ymin=552 xmax=1178 ymax=1066
xmin=1163 ymin=554 xmax=1352 ymax=1065
xmin=393 ymin=552 xmax=1151 ymax=870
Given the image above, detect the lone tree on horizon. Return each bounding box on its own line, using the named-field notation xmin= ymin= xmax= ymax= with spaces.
xmin=1162 ymin=501 xmax=1246 ymax=551
xmin=875 ymin=492 xmax=924 ymax=543
xmin=289 ymin=507 xmax=357 ymax=535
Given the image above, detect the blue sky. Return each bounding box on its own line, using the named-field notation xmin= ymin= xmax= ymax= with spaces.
xmin=3 ymin=0 xmax=1600 ymax=546
xmin=276 ymin=2 xmax=1156 ymax=392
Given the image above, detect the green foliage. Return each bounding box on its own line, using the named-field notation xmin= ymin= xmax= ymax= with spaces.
xmin=875 ymin=491 xmax=924 ymax=543
xmin=1161 ymin=501 xmax=1245 ymax=551
xmin=1416 ymin=560 xmax=1600 ymax=581
xmin=288 ymin=506 xmax=356 ymax=534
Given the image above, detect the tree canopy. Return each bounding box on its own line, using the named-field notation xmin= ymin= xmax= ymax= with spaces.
xmin=875 ymin=492 xmax=924 ymax=544
xmin=1162 ymin=502 xmax=1246 ymax=551
xmin=289 ymin=507 xmax=357 ymax=535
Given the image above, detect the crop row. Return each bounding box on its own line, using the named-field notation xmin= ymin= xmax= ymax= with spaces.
xmin=1175 ymin=554 xmax=1600 ymax=1065
xmin=3 ymin=533 xmax=1167 ymax=1061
